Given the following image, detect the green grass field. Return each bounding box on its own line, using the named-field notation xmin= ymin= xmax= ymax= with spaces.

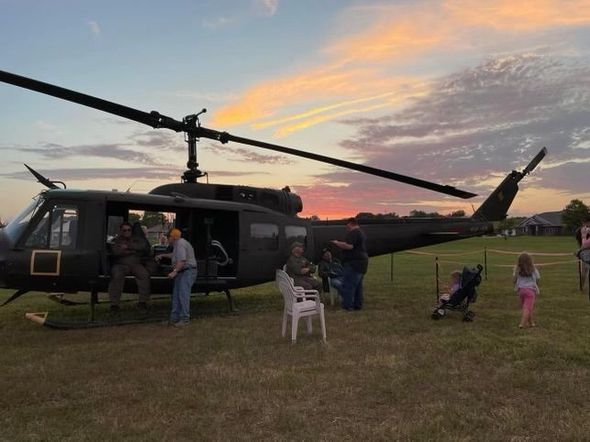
xmin=1 ymin=236 xmax=589 ymax=441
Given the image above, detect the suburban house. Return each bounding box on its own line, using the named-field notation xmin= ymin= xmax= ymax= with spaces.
xmin=517 ymin=211 xmax=564 ymax=235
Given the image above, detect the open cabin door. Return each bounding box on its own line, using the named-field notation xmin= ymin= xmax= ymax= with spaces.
xmin=102 ymin=201 xmax=240 ymax=293
xmin=190 ymin=209 xmax=239 ymax=286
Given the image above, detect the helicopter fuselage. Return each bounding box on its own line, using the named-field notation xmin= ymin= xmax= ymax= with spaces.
xmin=0 ymin=186 xmax=494 ymax=298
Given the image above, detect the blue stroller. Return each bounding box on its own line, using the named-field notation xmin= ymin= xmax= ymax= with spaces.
xmin=431 ymin=264 xmax=483 ymax=322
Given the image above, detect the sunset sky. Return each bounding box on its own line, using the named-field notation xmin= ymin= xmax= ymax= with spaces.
xmin=1 ymin=0 xmax=589 ymax=221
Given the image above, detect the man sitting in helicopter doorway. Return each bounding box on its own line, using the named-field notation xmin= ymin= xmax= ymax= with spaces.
xmin=285 ymin=241 xmax=322 ymax=291
xmin=108 ymin=222 xmax=151 ymax=315
xmin=156 ymin=228 xmax=197 ymax=327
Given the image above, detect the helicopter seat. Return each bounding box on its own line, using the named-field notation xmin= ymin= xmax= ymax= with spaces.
xmin=275 ymin=269 xmax=326 ymax=343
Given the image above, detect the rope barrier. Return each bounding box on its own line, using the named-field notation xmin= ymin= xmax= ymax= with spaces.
xmin=405 ymin=250 xmax=483 ymax=257
xmin=438 ymin=259 xmax=476 ymax=266
xmin=406 ymin=248 xmax=573 ymax=257
xmin=487 ymin=249 xmax=573 ymax=257
xmin=393 ymin=246 xmax=589 ymax=299
xmin=492 ymin=260 xmax=579 ymax=268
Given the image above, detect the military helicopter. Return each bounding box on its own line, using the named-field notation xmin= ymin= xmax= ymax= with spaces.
xmin=0 ymin=70 xmax=547 ymax=328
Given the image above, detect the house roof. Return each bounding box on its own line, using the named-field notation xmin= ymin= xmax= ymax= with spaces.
xmin=517 ymin=211 xmax=563 ymax=227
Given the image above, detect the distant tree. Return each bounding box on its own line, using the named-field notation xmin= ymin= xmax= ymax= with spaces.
xmin=356 ymin=212 xmax=399 ymax=219
xmin=448 ymin=210 xmax=466 ymax=217
xmin=141 ymin=211 xmax=166 ymax=228
xmin=0 ymin=217 xmax=5 ymax=228
xmin=497 ymin=216 xmax=526 ymax=232
xmin=308 ymin=215 xmax=320 ymax=221
xmin=562 ymin=199 xmax=590 ymax=233
xmin=409 ymin=210 xmax=441 ymax=218
xmin=128 ymin=212 xmax=141 ymax=225
xmin=378 ymin=212 xmax=399 ymax=219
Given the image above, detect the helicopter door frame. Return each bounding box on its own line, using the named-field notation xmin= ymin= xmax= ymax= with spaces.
xmin=239 ymin=211 xmax=289 ymax=284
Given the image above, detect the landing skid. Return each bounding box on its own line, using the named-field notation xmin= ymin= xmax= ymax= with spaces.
xmin=48 ymin=290 xmax=238 ymax=313
xmin=25 ymin=289 xmax=238 ymax=329
xmin=24 ymin=311 xmax=167 ymax=330
xmin=204 ymin=289 xmax=238 ymax=314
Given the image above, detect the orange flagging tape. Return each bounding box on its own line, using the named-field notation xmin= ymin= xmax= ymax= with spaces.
xmin=492 ymin=260 xmax=578 ymax=268
xmin=486 ymin=249 xmax=573 ymax=257
xmin=404 ymin=248 xmax=573 ymax=257
xmin=405 ymin=250 xmax=483 ymax=257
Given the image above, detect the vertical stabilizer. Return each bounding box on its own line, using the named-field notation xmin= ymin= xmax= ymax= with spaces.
xmin=472 ymin=147 xmax=547 ymax=222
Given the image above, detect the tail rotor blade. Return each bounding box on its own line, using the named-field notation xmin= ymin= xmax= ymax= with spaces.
xmin=521 ymin=147 xmax=547 ymax=176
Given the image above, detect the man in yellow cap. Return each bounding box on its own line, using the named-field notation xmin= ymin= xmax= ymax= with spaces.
xmin=156 ymin=228 xmax=197 ymax=327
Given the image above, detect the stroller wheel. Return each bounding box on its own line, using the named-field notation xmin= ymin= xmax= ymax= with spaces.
xmin=463 ymin=311 xmax=475 ymax=322
xmin=431 ymin=308 xmax=445 ymax=320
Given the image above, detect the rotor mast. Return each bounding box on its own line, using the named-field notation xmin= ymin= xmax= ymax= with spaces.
xmin=182 ymin=110 xmax=207 ymax=183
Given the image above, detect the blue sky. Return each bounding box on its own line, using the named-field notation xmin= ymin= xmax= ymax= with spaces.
xmin=1 ymin=0 xmax=589 ymax=221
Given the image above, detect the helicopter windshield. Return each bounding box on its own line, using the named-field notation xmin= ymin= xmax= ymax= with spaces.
xmin=3 ymin=195 xmax=44 ymax=244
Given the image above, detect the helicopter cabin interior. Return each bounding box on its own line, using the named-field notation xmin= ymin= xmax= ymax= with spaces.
xmin=103 ymin=201 xmax=239 ymax=281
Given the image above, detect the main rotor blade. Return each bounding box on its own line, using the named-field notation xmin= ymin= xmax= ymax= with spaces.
xmin=0 ymin=69 xmax=184 ymax=131
xmin=210 ymin=132 xmax=477 ymax=199
xmin=1 ymin=69 xmax=477 ymax=199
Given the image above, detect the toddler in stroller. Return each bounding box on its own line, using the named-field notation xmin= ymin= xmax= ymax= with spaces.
xmin=431 ymin=264 xmax=483 ymax=321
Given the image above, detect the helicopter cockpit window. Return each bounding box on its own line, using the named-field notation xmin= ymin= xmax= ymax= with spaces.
xmin=250 ymin=223 xmax=279 ymax=251
xmin=285 ymin=225 xmax=308 ymax=248
xmin=25 ymin=211 xmax=50 ymax=248
xmin=50 ymin=208 xmax=78 ymax=248
xmin=24 ymin=204 xmax=79 ymax=249
xmin=4 ymin=195 xmax=44 ymax=244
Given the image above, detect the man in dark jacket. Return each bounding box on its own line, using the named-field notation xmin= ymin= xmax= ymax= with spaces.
xmin=331 ymin=218 xmax=368 ymax=311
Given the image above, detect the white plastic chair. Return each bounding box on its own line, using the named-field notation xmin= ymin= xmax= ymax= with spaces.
xmin=276 ymin=269 xmax=326 ymax=343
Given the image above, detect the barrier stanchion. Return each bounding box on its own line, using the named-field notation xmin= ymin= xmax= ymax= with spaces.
xmin=390 ymin=253 xmax=394 ymax=282
xmin=435 ymin=256 xmax=440 ymax=301
xmin=484 ymin=246 xmax=488 ymax=281
xmin=579 ymin=260 xmax=583 ymax=292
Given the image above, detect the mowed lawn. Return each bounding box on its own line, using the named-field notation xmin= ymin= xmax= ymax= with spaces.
xmin=1 ymin=236 xmax=589 ymax=441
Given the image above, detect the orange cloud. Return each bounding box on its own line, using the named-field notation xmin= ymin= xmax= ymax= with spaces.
xmin=255 ymin=82 xmax=431 ymax=137
xmin=213 ymin=0 xmax=590 ymax=137
xmin=326 ymin=18 xmax=449 ymax=63
xmin=213 ymin=66 xmax=377 ymax=126
xmin=445 ymin=0 xmax=590 ymax=30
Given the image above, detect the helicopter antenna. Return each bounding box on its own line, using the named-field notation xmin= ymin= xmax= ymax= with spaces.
xmin=125 ymin=180 xmax=139 ymax=192
xmin=24 ymin=164 xmax=66 ymax=189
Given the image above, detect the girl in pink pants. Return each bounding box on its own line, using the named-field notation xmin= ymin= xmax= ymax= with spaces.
xmin=513 ymin=252 xmax=540 ymax=328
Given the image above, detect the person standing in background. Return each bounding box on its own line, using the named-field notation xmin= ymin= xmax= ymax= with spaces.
xmin=331 ymin=218 xmax=368 ymax=311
